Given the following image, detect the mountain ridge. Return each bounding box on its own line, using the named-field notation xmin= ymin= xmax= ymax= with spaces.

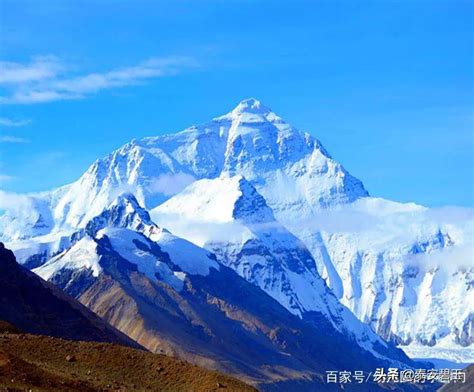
xmin=0 ymin=98 xmax=368 ymax=240
xmin=29 ymin=196 xmax=424 ymax=391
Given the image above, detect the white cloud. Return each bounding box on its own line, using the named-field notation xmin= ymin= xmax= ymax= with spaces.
xmin=0 ymin=118 xmax=31 ymax=127
xmin=0 ymin=190 xmax=35 ymax=216
xmin=0 ymin=90 xmax=82 ymax=105
xmin=0 ymin=55 xmax=197 ymax=104
xmin=0 ymin=55 xmax=62 ymax=84
xmin=149 ymin=172 xmax=196 ymax=196
xmin=0 ymin=174 xmax=13 ymax=182
xmin=151 ymin=210 xmax=249 ymax=249
xmin=52 ymin=57 xmax=193 ymax=94
xmin=406 ymin=240 xmax=474 ymax=272
xmin=0 ymin=135 xmax=30 ymax=143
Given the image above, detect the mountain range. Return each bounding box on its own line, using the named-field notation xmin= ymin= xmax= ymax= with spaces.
xmin=29 ymin=193 xmax=419 ymax=390
xmin=1 ymin=98 xmax=472 ymax=381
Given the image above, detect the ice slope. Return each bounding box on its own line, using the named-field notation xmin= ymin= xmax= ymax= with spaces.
xmin=151 ymin=175 xmax=408 ymax=362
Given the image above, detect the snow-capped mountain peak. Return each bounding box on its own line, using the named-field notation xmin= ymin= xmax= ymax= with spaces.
xmin=3 ymin=98 xmax=471 ymax=363
xmin=231 ymin=97 xmax=268 ymax=113
xmin=214 ymin=97 xmax=281 ymax=123
xmin=157 ymin=175 xmax=274 ymax=225
xmin=35 ymin=196 xmax=220 ymax=294
xmin=83 ymin=194 xmax=220 ymax=280
xmin=84 ymin=192 xmax=165 ymax=240
xmin=0 ymin=98 xmax=368 ymax=241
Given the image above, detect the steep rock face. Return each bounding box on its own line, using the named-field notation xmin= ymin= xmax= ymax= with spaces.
xmin=84 ymin=192 xmax=162 ymax=238
xmin=0 ymin=242 xmax=139 ymax=347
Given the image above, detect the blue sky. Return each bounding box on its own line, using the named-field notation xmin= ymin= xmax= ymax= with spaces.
xmin=0 ymin=0 xmax=472 ymax=207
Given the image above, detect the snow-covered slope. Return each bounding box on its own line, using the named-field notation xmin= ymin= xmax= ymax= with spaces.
xmin=5 ymin=193 xmax=165 ymax=268
xmin=283 ymin=199 xmax=474 ymax=363
xmin=152 ymin=175 xmax=339 ymax=317
xmin=151 ymin=175 xmax=410 ymax=362
xmin=1 ymin=98 xmax=472 ymax=363
xmin=35 ymin=193 xmax=220 ymax=293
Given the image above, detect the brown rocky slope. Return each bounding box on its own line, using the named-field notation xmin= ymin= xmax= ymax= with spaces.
xmin=0 ymin=325 xmax=255 ymax=392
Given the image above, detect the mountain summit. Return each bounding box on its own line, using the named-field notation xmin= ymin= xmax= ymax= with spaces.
xmin=0 ymin=98 xmax=368 ymax=238
xmin=214 ymin=98 xmax=279 ymax=122
xmin=225 ymin=97 xmax=271 ymax=115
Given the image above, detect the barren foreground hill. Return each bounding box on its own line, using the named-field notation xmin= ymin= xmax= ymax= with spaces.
xmin=0 ymin=326 xmax=256 ymax=392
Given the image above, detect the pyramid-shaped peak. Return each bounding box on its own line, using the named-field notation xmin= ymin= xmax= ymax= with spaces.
xmin=232 ymin=98 xmax=271 ymax=114
xmin=215 ymin=98 xmax=281 ymax=122
xmin=154 ymin=175 xmax=275 ymax=225
xmin=84 ymin=192 xmax=163 ymax=238
xmin=109 ymin=192 xmax=141 ymax=208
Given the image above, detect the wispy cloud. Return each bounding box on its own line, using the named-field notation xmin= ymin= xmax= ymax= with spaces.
xmin=0 ymin=174 xmax=13 ymax=182
xmin=0 ymin=55 xmax=197 ymax=104
xmin=149 ymin=172 xmax=196 ymax=196
xmin=0 ymin=55 xmax=63 ymax=84
xmin=0 ymin=190 xmax=36 ymax=216
xmin=0 ymin=117 xmax=31 ymax=127
xmin=1 ymin=90 xmax=82 ymax=104
xmin=0 ymin=135 xmax=30 ymax=143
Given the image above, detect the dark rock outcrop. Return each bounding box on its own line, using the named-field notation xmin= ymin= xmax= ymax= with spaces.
xmin=0 ymin=242 xmax=139 ymax=348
